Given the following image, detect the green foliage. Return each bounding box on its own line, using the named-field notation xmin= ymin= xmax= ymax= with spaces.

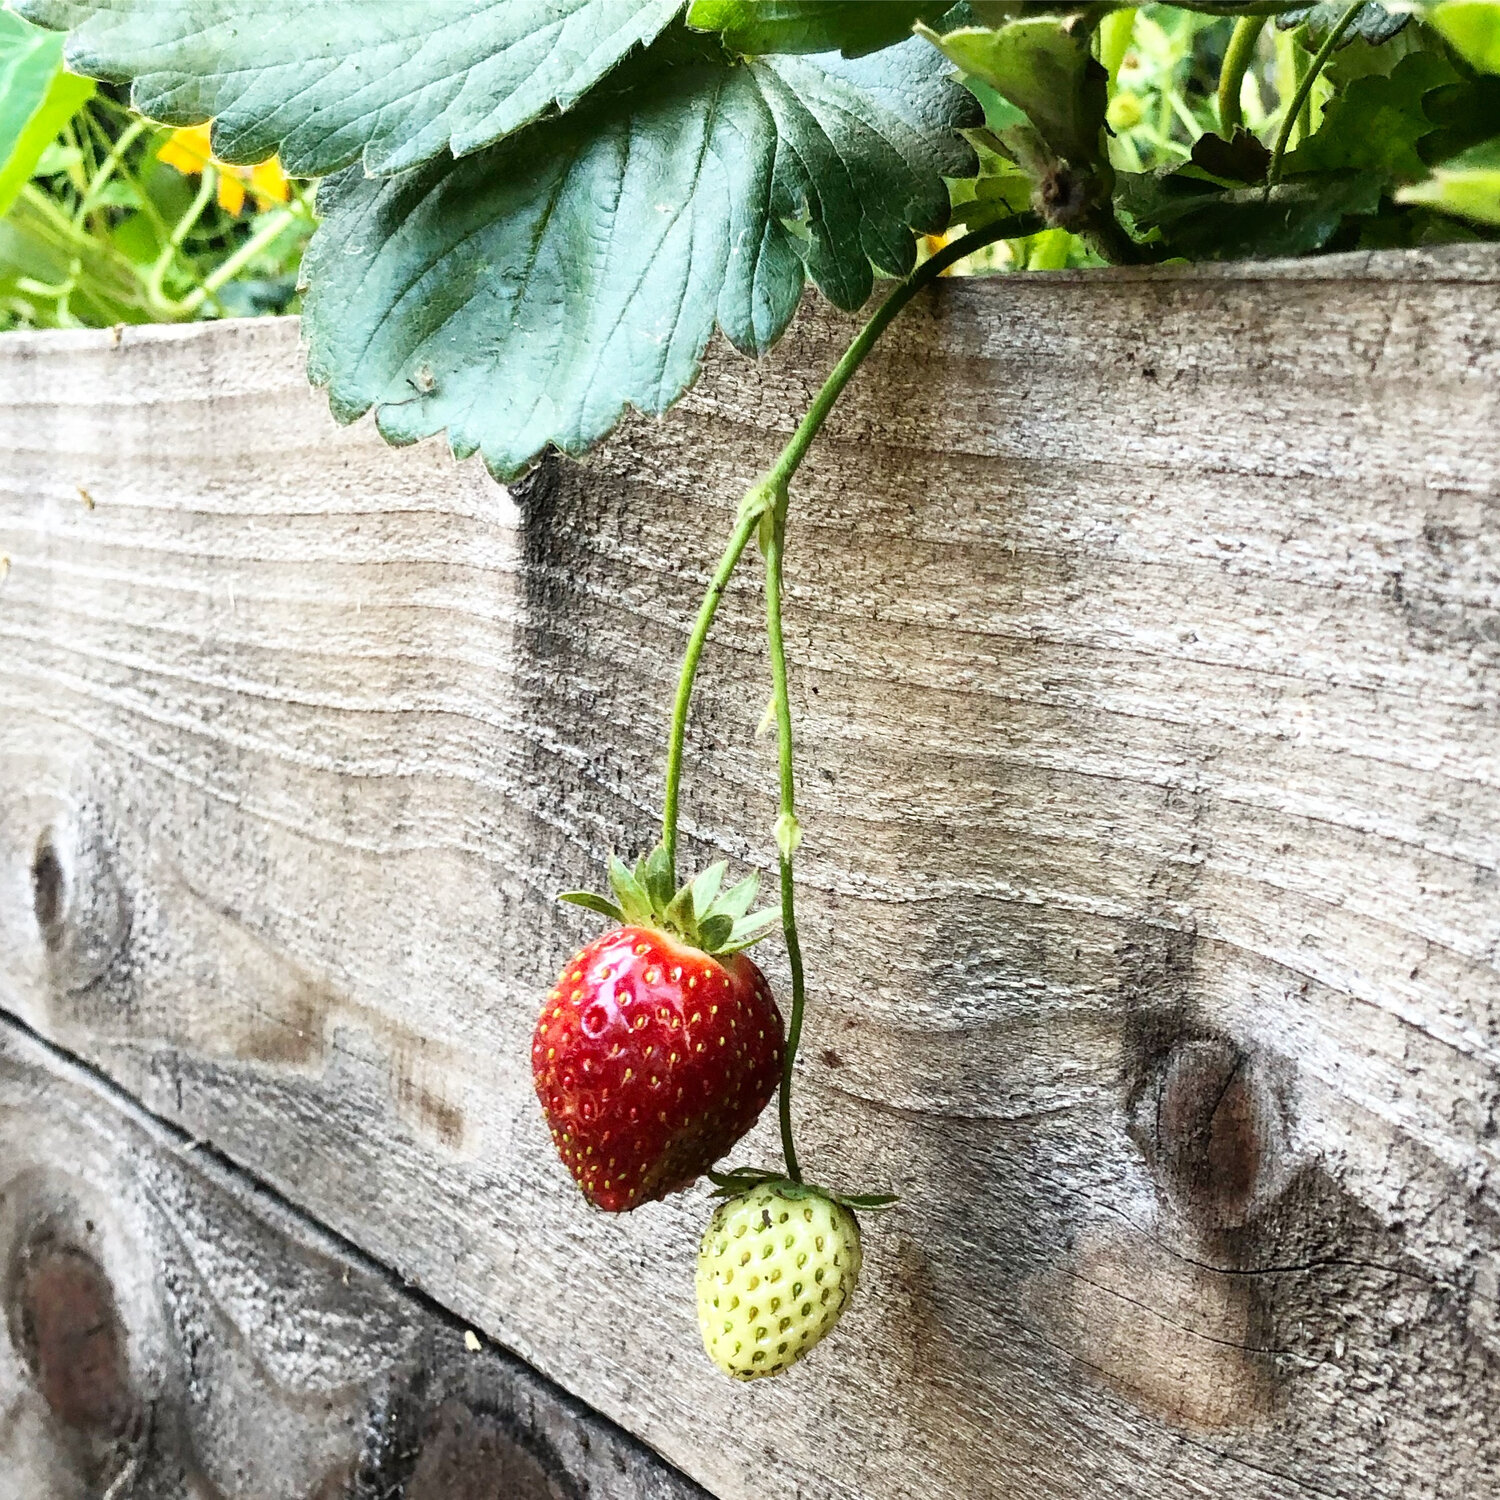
xmin=1118 ymin=167 xmax=1384 ymax=256
xmin=12 ymin=0 xmax=683 ymax=174
xmin=685 ymin=0 xmax=946 ymax=57
xmin=6 ymin=0 xmax=1499 ymax=468
xmin=1400 ymin=135 xmax=1500 ymax=221
xmin=301 ymin=28 xmax=975 ymax=478
xmin=1277 ymin=3 xmax=1411 ymax=47
xmin=1430 ymin=0 xmax=1500 ymax=71
xmin=1283 ymin=51 xmax=1460 ymax=179
xmin=0 ymin=9 xmax=92 ymax=217
xmin=921 ymin=15 xmax=1107 ymax=166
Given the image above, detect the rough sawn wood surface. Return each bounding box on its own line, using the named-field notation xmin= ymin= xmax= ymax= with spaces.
xmin=0 ymin=244 xmax=1498 ymax=1499
xmin=0 ymin=1018 xmax=708 ymax=1500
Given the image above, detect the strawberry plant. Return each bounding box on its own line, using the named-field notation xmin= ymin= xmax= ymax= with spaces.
xmin=10 ymin=0 xmax=1499 ymax=1381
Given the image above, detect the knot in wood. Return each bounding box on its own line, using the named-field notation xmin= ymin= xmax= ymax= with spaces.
xmin=29 ymin=817 xmax=131 ymax=994
xmin=7 ymin=1235 xmax=136 ymax=1435
xmin=30 ymin=830 xmax=66 ymax=945
xmin=1149 ymin=1039 xmax=1288 ymax=1229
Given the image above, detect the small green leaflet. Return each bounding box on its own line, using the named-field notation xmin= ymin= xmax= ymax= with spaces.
xmin=12 ymin=0 xmax=681 ymax=176
xmin=303 ymin=31 xmax=976 ymax=479
xmin=1430 ymin=0 xmax=1500 ymax=71
xmin=1117 ymin=170 xmax=1384 ymax=259
xmin=0 ymin=10 xmax=93 ymax=221
xmin=919 ymin=17 xmax=1106 ymax=168
xmin=686 ymin=0 xmax=947 ymax=58
xmin=1399 ymin=137 xmax=1500 ymax=223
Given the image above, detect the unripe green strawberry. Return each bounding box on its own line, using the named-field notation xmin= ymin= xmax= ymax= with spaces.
xmin=695 ymin=1181 xmax=861 ymax=1380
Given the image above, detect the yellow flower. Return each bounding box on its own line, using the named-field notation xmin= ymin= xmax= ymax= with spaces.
xmin=158 ymin=124 xmax=290 ymax=216
xmin=921 ymin=229 xmax=959 ymax=275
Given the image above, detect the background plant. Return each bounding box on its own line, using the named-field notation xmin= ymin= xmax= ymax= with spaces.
xmin=5 ymin=5 xmax=1497 ymax=344
xmin=0 ymin=9 xmax=313 ymax=330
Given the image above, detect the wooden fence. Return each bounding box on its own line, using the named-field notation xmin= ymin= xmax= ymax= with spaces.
xmin=1 ymin=243 xmax=1498 ymax=1499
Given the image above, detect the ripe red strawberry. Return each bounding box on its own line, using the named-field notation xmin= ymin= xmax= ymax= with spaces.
xmin=533 ymin=848 xmax=784 ymax=1212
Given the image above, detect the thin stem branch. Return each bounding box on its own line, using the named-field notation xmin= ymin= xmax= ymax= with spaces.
xmin=1219 ymin=15 xmax=1268 ymax=135
xmin=1267 ymin=1 xmax=1362 ymax=185
xmin=656 ymin=213 xmax=1052 ymax=1182
xmin=762 ymin=506 xmax=803 ymax=1183
xmin=147 ymin=169 xmax=216 ymax=312
xmin=763 ymin=214 xmax=1038 ymax=496
xmin=176 ymin=207 xmax=298 ymax=315
xmin=74 ymin=117 xmax=149 ymax=229
xmin=661 ymin=505 xmax=762 ymax=882
xmin=756 ymin=213 xmax=1038 ymax=1181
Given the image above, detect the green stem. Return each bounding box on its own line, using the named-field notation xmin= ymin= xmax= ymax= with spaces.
xmin=658 ymin=214 xmax=1035 ymax=883
xmin=661 ymin=505 xmax=763 ymax=882
xmin=146 ymin=169 xmax=216 ymax=313
xmin=175 ymin=207 xmax=299 ymax=315
xmin=74 ymin=117 xmax=149 ymax=230
xmin=756 ymin=214 xmax=1037 ymax=1180
xmin=1218 ymin=15 xmax=1267 ymax=134
xmin=657 ymin=215 xmax=1045 ymax=1181
xmin=763 ymin=214 xmax=1037 ymax=496
xmin=762 ymin=504 xmax=803 ymax=1183
xmin=1267 ymin=1 xmax=1362 ymax=186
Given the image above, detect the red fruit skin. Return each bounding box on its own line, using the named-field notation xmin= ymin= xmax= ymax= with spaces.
xmin=532 ymin=926 xmax=784 ymax=1212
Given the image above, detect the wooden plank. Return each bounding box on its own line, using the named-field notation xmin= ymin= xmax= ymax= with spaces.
xmin=0 ymin=1015 xmax=708 ymax=1500
xmin=0 ymin=243 xmax=1498 ymax=1499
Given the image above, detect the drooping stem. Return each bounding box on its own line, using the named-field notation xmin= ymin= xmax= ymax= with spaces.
xmin=661 ymin=215 xmax=1047 ymax=1177
xmin=761 ymin=501 xmax=805 ymax=1182
xmin=1218 ymin=15 xmax=1268 ymax=134
xmin=1267 ymin=1 xmax=1363 ymax=186
xmin=662 ymin=503 xmax=763 ymax=881
xmin=146 ymin=169 xmax=216 ymax=311
xmin=762 ymin=215 xmax=1039 ymax=497
xmin=659 ymin=214 xmax=1036 ymax=883
xmin=757 ymin=216 xmax=1042 ymax=1181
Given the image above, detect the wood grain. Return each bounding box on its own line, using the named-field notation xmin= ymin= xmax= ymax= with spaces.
xmin=1 ymin=243 xmax=1498 ymax=1499
xmin=0 ymin=1015 xmax=708 ymax=1500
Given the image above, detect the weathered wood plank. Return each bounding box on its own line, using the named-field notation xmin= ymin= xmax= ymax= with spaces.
xmin=0 ymin=1015 xmax=708 ymax=1500
xmin=0 ymin=243 xmax=1498 ymax=1499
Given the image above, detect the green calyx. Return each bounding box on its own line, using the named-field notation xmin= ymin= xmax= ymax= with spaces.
xmin=706 ymin=1166 xmax=898 ymax=1213
xmin=559 ymin=843 xmax=780 ymax=957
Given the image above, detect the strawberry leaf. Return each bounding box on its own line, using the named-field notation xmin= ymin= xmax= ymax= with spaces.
xmin=1276 ymin=2 xmax=1411 ymax=47
xmin=0 ymin=11 xmax=94 ymax=221
xmin=301 ymin=27 xmax=977 ymax=478
xmin=919 ymin=15 xmax=1107 ymax=168
xmin=1117 ymin=169 xmax=1384 ymax=258
xmin=13 ymin=0 xmax=682 ymax=176
xmin=710 ymin=872 xmax=761 ymax=923
xmin=1282 ymin=52 xmax=1461 ymax=184
xmin=607 ymin=855 xmax=653 ymax=925
xmin=686 ymin=0 xmax=948 ymax=58
xmin=558 ymin=891 xmax=626 ymax=922
xmin=1399 ymin=136 xmax=1500 ymax=224
xmin=698 ymin=913 xmax=734 ymax=952
xmin=689 ymin=861 xmax=727 ymax=922
xmin=1432 ymin=1 xmax=1500 ymax=73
